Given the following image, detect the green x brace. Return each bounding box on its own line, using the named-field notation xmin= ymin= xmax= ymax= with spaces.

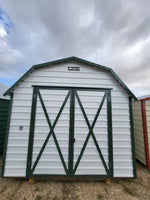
xmin=73 ymin=91 xmax=110 ymax=176
xmin=31 ymin=89 xmax=71 ymax=175
xmin=29 ymin=87 xmax=112 ymax=177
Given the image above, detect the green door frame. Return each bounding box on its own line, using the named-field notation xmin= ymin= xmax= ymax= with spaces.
xmin=26 ymin=86 xmax=113 ymax=178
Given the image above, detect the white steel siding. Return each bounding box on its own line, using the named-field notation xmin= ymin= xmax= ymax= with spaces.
xmin=132 ymin=101 xmax=146 ymax=165
xmin=32 ymin=89 xmax=70 ymax=175
xmin=4 ymin=61 xmax=133 ymax=177
xmin=74 ymin=90 xmax=108 ymax=175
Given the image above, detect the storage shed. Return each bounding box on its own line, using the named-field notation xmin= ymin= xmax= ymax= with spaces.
xmin=0 ymin=83 xmax=9 ymax=154
xmin=132 ymin=96 xmax=150 ymax=170
xmin=1 ymin=57 xmax=137 ymax=179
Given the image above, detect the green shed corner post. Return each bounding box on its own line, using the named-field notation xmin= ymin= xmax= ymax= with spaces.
xmin=26 ymin=87 xmax=37 ymax=177
xmin=0 ymin=99 xmax=10 ymax=154
xmin=1 ymin=93 xmax=13 ymax=178
xmin=107 ymin=90 xmax=113 ymax=178
xmin=129 ymin=96 xmax=137 ymax=178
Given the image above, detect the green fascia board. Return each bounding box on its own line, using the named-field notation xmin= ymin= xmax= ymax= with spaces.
xmin=3 ymin=56 xmax=137 ymax=100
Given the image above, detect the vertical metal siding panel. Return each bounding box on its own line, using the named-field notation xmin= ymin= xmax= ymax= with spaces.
xmin=4 ymin=61 xmax=133 ymax=177
xmin=132 ymin=101 xmax=146 ymax=165
xmin=144 ymin=100 xmax=150 ymax=169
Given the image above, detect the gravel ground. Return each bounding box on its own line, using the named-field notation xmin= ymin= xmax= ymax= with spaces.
xmin=0 ymin=157 xmax=150 ymax=200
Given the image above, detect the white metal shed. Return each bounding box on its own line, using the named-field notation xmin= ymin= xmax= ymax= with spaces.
xmin=1 ymin=57 xmax=137 ymax=179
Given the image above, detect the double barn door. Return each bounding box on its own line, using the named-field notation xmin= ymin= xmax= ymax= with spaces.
xmin=27 ymin=86 xmax=113 ymax=177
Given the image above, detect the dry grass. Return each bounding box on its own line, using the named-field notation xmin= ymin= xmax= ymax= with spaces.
xmin=0 ymin=156 xmax=150 ymax=200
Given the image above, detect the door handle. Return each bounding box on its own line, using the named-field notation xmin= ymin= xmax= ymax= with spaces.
xmin=73 ymin=138 xmax=75 ymax=143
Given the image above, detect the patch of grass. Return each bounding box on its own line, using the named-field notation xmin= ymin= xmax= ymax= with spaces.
xmin=62 ymin=184 xmax=71 ymax=195
xmin=52 ymin=197 xmax=58 ymax=200
xmin=62 ymin=183 xmax=72 ymax=200
xmin=114 ymin=179 xmax=120 ymax=184
xmin=104 ymin=186 xmax=107 ymax=192
xmin=71 ymin=194 xmax=79 ymax=200
xmin=0 ymin=186 xmax=6 ymax=194
xmin=23 ymin=198 xmax=27 ymax=200
xmin=35 ymin=195 xmax=42 ymax=200
xmin=97 ymin=194 xmax=104 ymax=199
xmin=124 ymin=187 xmax=136 ymax=196
xmin=35 ymin=186 xmax=40 ymax=192
xmin=124 ymin=179 xmax=132 ymax=183
xmin=10 ymin=184 xmax=20 ymax=198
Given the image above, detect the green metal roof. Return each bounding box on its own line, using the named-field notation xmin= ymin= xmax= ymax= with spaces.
xmin=4 ymin=56 xmax=137 ymax=100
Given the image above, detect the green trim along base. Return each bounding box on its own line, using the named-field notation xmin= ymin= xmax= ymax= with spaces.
xmin=30 ymin=174 xmax=109 ymax=178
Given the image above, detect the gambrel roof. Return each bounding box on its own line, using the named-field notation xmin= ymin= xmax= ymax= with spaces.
xmin=4 ymin=56 xmax=137 ymax=100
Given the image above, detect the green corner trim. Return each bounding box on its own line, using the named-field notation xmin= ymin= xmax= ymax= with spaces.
xmin=26 ymin=87 xmax=37 ymax=177
xmin=68 ymin=88 xmax=75 ymax=176
xmin=3 ymin=57 xmax=137 ymax=100
xmin=1 ymin=93 xmax=13 ymax=177
xmin=129 ymin=97 xmax=137 ymax=178
xmin=107 ymin=90 xmax=113 ymax=177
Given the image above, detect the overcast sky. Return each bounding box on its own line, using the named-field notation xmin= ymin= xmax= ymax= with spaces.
xmin=0 ymin=0 xmax=150 ymax=97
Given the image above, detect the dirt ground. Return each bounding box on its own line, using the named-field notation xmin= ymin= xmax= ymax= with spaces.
xmin=0 ymin=157 xmax=150 ymax=200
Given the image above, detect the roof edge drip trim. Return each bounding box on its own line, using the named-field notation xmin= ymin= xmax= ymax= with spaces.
xmin=3 ymin=56 xmax=137 ymax=100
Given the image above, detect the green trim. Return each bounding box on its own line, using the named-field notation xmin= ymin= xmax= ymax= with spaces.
xmin=91 ymin=131 xmax=109 ymax=175
xmin=73 ymin=91 xmax=109 ymax=175
xmin=107 ymin=90 xmax=113 ymax=177
xmin=68 ymin=89 xmax=75 ymax=176
xmin=37 ymin=89 xmax=69 ymax=175
xmin=26 ymin=87 xmax=37 ymax=177
xmin=1 ymin=93 xmax=13 ymax=177
xmin=30 ymin=88 xmax=70 ymax=175
xmin=0 ymin=99 xmax=9 ymax=101
xmin=31 ymin=174 xmax=109 ymax=178
xmin=129 ymin=97 xmax=137 ymax=178
xmin=4 ymin=57 xmax=137 ymax=100
xmin=0 ymin=99 xmax=10 ymax=154
xmin=26 ymin=86 xmax=113 ymax=178
xmin=33 ymin=85 xmax=112 ymax=91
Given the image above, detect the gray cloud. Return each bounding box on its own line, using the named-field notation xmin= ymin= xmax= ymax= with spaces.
xmin=0 ymin=0 xmax=150 ymax=96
